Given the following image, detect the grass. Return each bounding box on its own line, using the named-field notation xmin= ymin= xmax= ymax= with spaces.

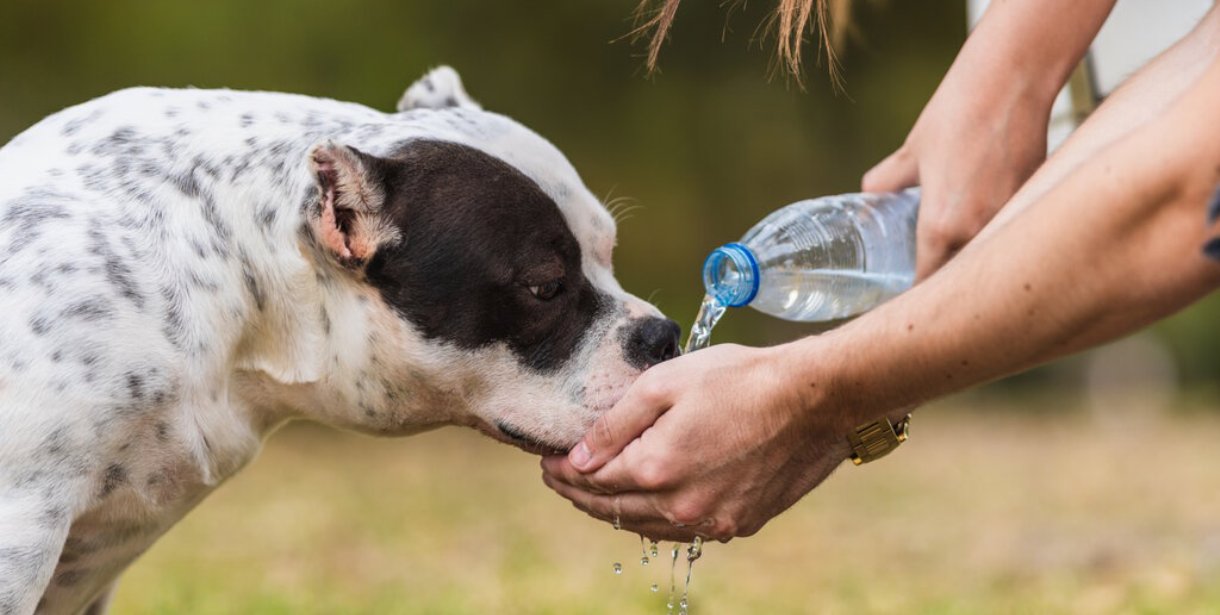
xmin=111 ymin=398 xmax=1220 ymax=614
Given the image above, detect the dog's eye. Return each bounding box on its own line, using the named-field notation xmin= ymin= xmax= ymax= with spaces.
xmin=528 ymin=280 xmax=563 ymax=301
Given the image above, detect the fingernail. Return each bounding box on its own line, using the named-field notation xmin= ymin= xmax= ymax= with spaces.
xmin=569 ymin=441 xmax=592 ymax=469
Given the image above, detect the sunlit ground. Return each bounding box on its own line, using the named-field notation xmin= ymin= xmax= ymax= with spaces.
xmin=112 ymin=396 xmax=1220 ymax=614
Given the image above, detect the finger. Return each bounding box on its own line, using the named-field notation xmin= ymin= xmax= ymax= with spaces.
xmin=568 ymin=372 xmax=672 ymax=473
xmin=915 ymin=238 xmax=953 ymax=281
xmin=541 ymin=455 xmax=618 ymax=494
xmin=918 ymin=233 xmax=966 ymax=281
xmin=541 ymin=472 xmax=659 ymax=522
xmin=620 ymin=522 xmax=706 ymax=544
xmin=915 ymin=204 xmax=966 ymax=281
xmin=541 ymin=475 xmax=709 ymax=542
xmin=861 ymin=147 xmax=919 ymax=193
xmin=544 ymin=433 xmax=660 ymax=494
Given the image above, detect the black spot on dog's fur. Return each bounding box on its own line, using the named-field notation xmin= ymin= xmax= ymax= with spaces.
xmin=126 ymin=373 xmax=145 ymax=400
xmin=171 ymin=169 xmax=201 ymax=199
xmin=39 ymin=504 xmax=68 ymax=528
xmin=239 ymin=252 xmax=265 ymax=311
xmin=87 ymin=222 xmax=145 ymax=309
xmin=100 ymin=464 xmax=127 ymax=497
xmin=363 ymin=140 xmax=605 ymax=372
xmin=60 ymin=298 xmax=115 ymax=321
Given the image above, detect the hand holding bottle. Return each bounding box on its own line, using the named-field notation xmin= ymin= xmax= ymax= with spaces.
xmin=864 ymin=0 xmax=1116 ymax=280
xmin=862 ymin=76 xmax=1049 ymax=280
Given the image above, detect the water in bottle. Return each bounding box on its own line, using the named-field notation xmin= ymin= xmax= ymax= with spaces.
xmin=702 ymin=188 xmax=919 ymax=322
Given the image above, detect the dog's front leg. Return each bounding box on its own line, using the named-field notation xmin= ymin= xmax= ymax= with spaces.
xmin=0 ymin=493 xmax=72 ymax=615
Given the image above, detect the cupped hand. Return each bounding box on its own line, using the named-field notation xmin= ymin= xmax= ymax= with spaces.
xmin=863 ymin=67 xmax=1051 ymax=280
xmin=540 ymin=342 xmax=856 ymax=543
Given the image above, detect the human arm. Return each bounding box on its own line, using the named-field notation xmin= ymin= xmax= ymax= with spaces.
xmin=542 ymin=55 xmax=1220 ymax=543
xmin=863 ymin=0 xmax=1116 ymax=279
xmin=979 ymin=3 xmax=1220 ymax=235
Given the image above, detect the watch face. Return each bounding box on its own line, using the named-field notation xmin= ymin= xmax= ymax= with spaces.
xmin=848 ymin=415 xmax=910 ymax=465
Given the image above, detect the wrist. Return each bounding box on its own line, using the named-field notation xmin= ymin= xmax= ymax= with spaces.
xmin=769 ymin=335 xmax=914 ymax=466
xmin=942 ymin=46 xmax=1063 ymax=118
xmin=770 ymin=334 xmax=873 ymax=435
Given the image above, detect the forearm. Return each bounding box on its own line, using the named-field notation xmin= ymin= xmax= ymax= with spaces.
xmin=791 ymin=59 xmax=1220 ymax=420
xmin=951 ymin=0 xmax=1116 ymax=108
xmin=982 ymin=4 xmax=1220 ymax=234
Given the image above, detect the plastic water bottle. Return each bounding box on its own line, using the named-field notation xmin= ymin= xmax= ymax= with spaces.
xmin=702 ymin=188 xmax=920 ymax=322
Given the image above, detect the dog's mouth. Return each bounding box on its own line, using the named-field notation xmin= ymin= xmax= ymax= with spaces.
xmin=493 ymin=420 xmax=570 ymax=456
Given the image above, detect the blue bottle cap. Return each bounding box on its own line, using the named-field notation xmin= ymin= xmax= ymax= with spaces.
xmin=702 ymin=243 xmax=760 ymax=308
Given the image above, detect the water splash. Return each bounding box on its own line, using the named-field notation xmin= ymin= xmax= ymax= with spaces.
xmin=615 ymin=296 xmax=728 ymax=611
xmin=683 ymin=294 xmax=727 ymax=354
xmin=666 ymin=544 xmax=681 ymax=613
xmin=678 ymin=538 xmax=703 ymax=614
xmin=655 ymin=295 xmax=724 ymax=614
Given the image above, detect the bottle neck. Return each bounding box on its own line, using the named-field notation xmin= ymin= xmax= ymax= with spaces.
xmin=702 ymin=243 xmax=760 ymax=308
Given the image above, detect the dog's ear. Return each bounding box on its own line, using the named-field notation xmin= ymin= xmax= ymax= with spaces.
xmin=397 ymin=65 xmax=481 ymax=112
xmin=307 ymin=142 xmax=401 ymax=268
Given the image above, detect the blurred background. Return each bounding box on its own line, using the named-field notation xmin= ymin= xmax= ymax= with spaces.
xmin=4 ymin=0 xmax=1220 ymax=612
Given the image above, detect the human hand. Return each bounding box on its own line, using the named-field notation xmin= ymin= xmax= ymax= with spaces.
xmin=540 ymin=342 xmax=859 ymax=542
xmin=863 ymin=53 xmax=1053 ymax=280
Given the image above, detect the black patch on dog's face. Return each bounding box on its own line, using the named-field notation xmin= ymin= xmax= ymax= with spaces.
xmin=365 ymin=140 xmax=604 ymax=371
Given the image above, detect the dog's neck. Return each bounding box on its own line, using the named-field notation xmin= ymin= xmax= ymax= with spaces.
xmin=165 ymin=148 xmax=461 ymax=482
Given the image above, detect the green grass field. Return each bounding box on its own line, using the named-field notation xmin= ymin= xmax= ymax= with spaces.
xmin=111 ymin=399 xmax=1220 ymax=614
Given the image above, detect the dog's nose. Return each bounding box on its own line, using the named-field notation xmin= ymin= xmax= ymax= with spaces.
xmin=624 ymin=317 xmax=682 ymax=370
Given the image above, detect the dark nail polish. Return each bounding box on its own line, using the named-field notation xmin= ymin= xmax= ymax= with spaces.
xmin=1203 ymin=237 xmax=1220 ymax=262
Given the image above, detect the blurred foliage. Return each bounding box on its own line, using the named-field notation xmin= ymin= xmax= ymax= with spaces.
xmin=1 ymin=0 xmax=1216 ymax=391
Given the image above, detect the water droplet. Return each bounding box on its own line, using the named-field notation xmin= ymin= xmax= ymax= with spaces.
xmin=651 ymin=584 xmax=659 ymax=592
xmin=650 ymin=541 xmax=659 ymax=558
xmin=612 ymin=515 xmax=621 ymax=530
xmin=613 ymin=562 xmax=622 ymax=575
xmin=667 ymin=544 xmax=681 ymax=613
xmin=687 ymin=537 xmax=703 ymax=562
xmin=641 ymin=556 xmax=650 ymax=566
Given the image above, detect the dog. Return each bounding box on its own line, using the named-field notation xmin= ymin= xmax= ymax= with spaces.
xmin=0 ymin=66 xmax=681 ymax=615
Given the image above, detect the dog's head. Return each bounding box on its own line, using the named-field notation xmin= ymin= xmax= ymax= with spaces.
xmin=300 ymin=67 xmax=679 ymax=453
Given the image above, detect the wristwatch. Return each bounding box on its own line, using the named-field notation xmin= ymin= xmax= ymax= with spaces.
xmin=847 ymin=414 xmax=911 ymax=465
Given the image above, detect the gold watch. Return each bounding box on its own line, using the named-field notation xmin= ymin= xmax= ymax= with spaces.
xmin=847 ymin=414 xmax=911 ymax=465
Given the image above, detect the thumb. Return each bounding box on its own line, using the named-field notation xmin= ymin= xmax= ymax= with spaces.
xmin=862 ymin=146 xmax=919 ymax=193
xmin=568 ymin=375 xmax=671 ymax=473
